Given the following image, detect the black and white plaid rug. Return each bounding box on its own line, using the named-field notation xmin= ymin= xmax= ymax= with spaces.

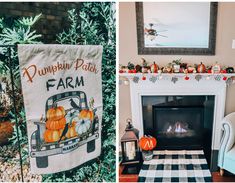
xmin=138 ymin=150 xmax=212 ymax=182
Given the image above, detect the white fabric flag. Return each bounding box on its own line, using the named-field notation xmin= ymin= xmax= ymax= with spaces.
xmin=18 ymin=44 xmax=102 ymax=174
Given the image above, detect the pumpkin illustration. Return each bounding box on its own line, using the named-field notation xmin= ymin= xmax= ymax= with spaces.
xmin=150 ymin=62 xmax=158 ymax=73
xmin=44 ymin=129 xmax=63 ymax=143
xmin=75 ymin=118 xmax=91 ymax=135
xmin=139 ymin=136 xmax=157 ymax=151
xmin=46 ymin=117 xmax=66 ymax=130
xmin=79 ymin=109 xmax=94 ymax=121
xmin=46 ymin=106 xmax=65 ymax=121
xmin=197 ymin=62 xmax=206 ymax=73
xmin=66 ymin=122 xmax=77 ymax=138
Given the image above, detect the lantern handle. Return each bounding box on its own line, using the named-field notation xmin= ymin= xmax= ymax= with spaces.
xmin=126 ymin=118 xmax=132 ymax=123
xmin=126 ymin=118 xmax=133 ymax=130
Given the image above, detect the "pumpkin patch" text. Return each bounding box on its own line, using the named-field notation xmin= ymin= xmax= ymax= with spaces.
xmin=22 ymin=59 xmax=98 ymax=83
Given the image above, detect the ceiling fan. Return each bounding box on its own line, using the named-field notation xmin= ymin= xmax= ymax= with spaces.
xmin=144 ymin=23 xmax=168 ymax=41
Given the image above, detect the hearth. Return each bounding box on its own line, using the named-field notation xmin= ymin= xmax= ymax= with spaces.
xmin=142 ymin=95 xmax=215 ymax=164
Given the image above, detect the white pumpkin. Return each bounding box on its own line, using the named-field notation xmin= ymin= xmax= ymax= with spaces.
xmin=65 ymin=109 xmax=79 ymax=123
xmin=75 ymin=118 xmax=91 ymax=135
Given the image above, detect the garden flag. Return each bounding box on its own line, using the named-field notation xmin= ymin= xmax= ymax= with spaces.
xmin=18 ymin=44 xmax=103 ymax=174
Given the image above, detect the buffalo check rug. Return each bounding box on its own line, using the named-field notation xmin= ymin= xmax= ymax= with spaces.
xmin=138 ymin=150 xmax=212 ymax=182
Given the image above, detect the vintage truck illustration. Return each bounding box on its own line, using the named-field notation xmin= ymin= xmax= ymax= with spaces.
xmin=30 ymin=91 xmax=99 ymax=168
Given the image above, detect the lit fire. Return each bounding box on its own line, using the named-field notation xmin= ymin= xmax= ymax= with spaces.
xmin=166 ymin=122 xmax=188 ymax=133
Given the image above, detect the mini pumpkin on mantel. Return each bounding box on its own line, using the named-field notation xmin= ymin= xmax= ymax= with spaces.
xmin=197 ymin=62 xmax=206 ymax=73
xmin=150 ymin=62 xmax=158 ymax=73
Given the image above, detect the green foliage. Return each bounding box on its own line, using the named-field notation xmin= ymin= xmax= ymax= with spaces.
xmin=0 ymin=59 xmax=10 ymax=75
xmin=43 ymin=2 xmax=116 ymax=182
xmin=1 ymin=27 xmax=41 ymax=45
xmin=8 ymin=109 xmax=29 ymax=163
xmin=0 ymin=15 xmax=41 ymax=45
xmin=17 ymin=13 xmax=42 ymax=27
xmin=56 ymin=9 xmax=83 ymax=44
xmin=0 ymin=18 xmax=4 ymax=29
xmin=0 ymin=14 xmax=42 ymax=166
xmin=0 ymin=14 xmax=42 ymax=82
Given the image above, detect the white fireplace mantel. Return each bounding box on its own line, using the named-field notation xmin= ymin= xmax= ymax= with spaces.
xmin=121 ymin=73 xmax=235 ymax=150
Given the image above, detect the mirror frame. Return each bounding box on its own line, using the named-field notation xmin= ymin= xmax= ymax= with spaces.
xmin=136 ymin=2 xmax=218 ymax=55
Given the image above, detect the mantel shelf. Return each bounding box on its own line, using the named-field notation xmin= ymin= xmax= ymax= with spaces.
xmin=119 ymin=73 xmax=235 ymax=77
xmin=119 ymin=73 xmax=235 ymax=84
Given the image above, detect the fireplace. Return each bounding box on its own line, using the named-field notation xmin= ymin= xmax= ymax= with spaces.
xmin=127 ymin=76 xmax=227 ymax=171
xmin=142 ymin=95 xmax=215 ymax=163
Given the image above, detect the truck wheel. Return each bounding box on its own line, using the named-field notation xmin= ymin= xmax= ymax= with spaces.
xmin=87 ymin=139 xmax=95 ymax=153
xmin=36 ymin=156 xmax=48 ymax=168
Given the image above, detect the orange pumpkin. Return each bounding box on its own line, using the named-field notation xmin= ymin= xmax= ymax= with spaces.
xmin=139 ymin=137 xmax=149 ymax=151
xmin=65 ymin=122 xmax=77 ymax=138
xmin=79 ymin=109 xmax=94 ymax=121
xmin=44 ymin=129 xmax=63 ymax=143
xmin=46 ymin=106 xmax=65 ymax=121
xmin=150 ymin=62 xmax=158 ymax=73
xmin=139 ymin=136 xmax=157 ymax=151
xmin=46 ymin=117 xmax=66 ymax=130
xmin=148 ymin=136 xmax=157 ymax=148
xmin=197 ymin=62 xmax=206 ymax=73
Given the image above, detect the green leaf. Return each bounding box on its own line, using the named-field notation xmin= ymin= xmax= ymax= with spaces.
xmin=17 ymin=13 xmax=42 ymax=27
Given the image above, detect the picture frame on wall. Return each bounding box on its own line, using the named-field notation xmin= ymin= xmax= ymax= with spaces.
xmin=136 ymin=2 xmax=218 ymax=55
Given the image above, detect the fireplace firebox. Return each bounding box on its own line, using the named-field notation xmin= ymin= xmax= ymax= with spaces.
xmin=142 ymin=95 xmax=215 ymax=163
xmin=153 ymin=106 xmax=204 ymax=149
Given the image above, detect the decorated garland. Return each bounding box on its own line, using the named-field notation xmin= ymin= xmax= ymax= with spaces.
xmin=119 ymin=58 xmax=235 ymax=74
xmin=119 ymin=58 xmax=235 ymax=85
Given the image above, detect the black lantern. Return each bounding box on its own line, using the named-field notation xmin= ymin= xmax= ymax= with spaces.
xmin=121 ymin=119 xmax=140 ymax=166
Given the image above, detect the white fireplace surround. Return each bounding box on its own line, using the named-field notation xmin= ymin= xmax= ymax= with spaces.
xmin=127 ymin=75 xmax=228 ymax=150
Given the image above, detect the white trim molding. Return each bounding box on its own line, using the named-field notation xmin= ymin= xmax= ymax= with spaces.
xmin=127 ymin=76 xmax=227 ymax=150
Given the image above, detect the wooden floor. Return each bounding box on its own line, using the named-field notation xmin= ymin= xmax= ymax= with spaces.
xmin=119 ymin=165 xmax=235 ymax=182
